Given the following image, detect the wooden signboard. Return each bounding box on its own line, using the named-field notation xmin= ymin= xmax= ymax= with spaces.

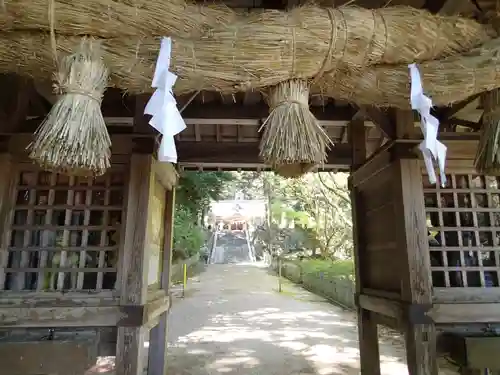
xmin=146 ymin=172 xmax=166 ymax=286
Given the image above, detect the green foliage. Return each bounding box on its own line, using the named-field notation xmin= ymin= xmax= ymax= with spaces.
xmin=173 ymin=206 xmax=206 ymax=260
xmin=220 ymin=171 xmax=264 ymax=199
xmin=173 ymin=171 xmax=234 ymax=260
xmin=233 ymin=171 xmax=353 ymax=259
xmin=176 ymin=171 xmax=234 ymax=217
xmin=266 ymin=172 xmax=353 ymax=258
xmin=294 ymin=258 xmax=354 ymax=280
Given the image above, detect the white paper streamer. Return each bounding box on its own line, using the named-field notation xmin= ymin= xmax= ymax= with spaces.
xmin=409 ymin=63 xmax=447 ymax=187
xmin=144 ymin=37 xmax=186 ymax=163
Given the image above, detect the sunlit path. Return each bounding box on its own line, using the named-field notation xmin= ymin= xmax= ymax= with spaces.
xmin=167 ymin=263 xmax=412 ymax=375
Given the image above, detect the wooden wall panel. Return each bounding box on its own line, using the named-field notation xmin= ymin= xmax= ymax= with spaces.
xmin=354 ymin=158 xmax=401 ymax=294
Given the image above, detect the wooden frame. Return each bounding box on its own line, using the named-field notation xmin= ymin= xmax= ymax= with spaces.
xmin=0 ymin=135 xmax=176 ymax=374
xmin=0 ymin=164 xmax=126 ymax=292
xmin=349 ymin=118 xmax=383 ymax=375
xmin=0 ymin=90 xmax=494 ymax=375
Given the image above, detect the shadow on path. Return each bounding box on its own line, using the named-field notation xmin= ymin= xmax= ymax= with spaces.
xmin=166 ymin=263 xmax=409 ymax=375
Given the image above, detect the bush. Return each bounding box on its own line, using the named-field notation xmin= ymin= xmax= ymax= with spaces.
xmin=294 ymin=258 xmax=354 ymax=281
xmin=173 ymin=206 xmax=206 ymax=261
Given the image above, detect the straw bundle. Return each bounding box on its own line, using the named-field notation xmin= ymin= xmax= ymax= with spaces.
xmin=317 ymin=37 xmax=500 ymax=108
xmin=0 ymin=5 xmax=492 ymax=94
xmin=28 ymin=38 xmax=111 ymax=176
xmin=475 ymin=89 xmax=500 ymax=174
xmin=259 ymin=79 xmax=332 ymax=177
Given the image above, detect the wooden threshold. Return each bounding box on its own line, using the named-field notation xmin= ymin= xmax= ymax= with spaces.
xmin=0 ymin=291 xmax=170 ymax=328
xmin=358 ymin=293 xmax=500 ymax=324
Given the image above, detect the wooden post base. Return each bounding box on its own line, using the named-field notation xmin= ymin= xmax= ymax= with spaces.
xmin=358 ymin=308 xmax=381 ymax=375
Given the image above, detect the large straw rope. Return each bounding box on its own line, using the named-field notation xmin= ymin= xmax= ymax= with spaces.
xmin=0 ymin=33 xmax=499 ymax=108
xmin=317 ymin=37 xmax=500 ymax=108
xmin=0 ymin=0 xmax=235 ymax=39
xmin=0 ymin=4 xmax=492 ymax=81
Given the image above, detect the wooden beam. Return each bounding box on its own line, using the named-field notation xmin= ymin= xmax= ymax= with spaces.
xmin=0 ymin=293 xmax=165 ymax=328
xmin=340 ymin=126 xmax=348 ymax=143
xmin=0 ymin=306 xmax=124 ymax=328
xmin=116 ymin=327 xmax=147 ymax=375
xmin=349 ymin=120 xmax=381 ymax=375
xmin=134 ymin=94 xmax=154 ymax=134
xmin=395 ymin=107 xmax=419 ymax=139
xmin=177 ymin=141 xmax=352 ymax=166
xmin=181 ymin=102 xmax=356 ymax=122
xmin=0 ymin=154 xmax=15 ymax=289
xmin=10 ymin=79 xmax=33 ymax=130
xmin=423 ymin=0 xmax=473 ymax=14
xmin=179 ymin=162 xmax=344 ymax=172
xmin=341 ymin=110 xmax=364 ymax=144
xmin=350 ymin=142 xmax=395 ymax=188
xmin=392 ymin=110 xmax=438 ymax=375
xmin=148 ymin=188 xmax=176 ymax=375
xmin=441 ymin=118 xmax=480 ymax=130
xmin=161 ymin=188 xmax=175 ymax=291
xmin=433 ymin=287 xmax=500 ymax=303
xmin=349 ymin=118 xmax=367 ymax=169
xmin=360 ymin=106 xmax=396 ymax=139
xmin=437 ymin=93 xmax=482 ymax=125
xmin=119 ymin=153 xmax=152 ymax=304
xmin=116 ymin=154 xmax=153 ymax=375
xmin=29 ymin=89 xmax=53 ymax=116
xmin=357 ymin=294 xmax=404 ymax=322
xmin=143 ymin=293 xmax=171 ymax=326
xmin=242 ymin=91 xmax=261 ymax=106
xmin=427 ymin=303 xmax=500 ymax=323
xmin=356 ymin=296 xmax=500 ymax=326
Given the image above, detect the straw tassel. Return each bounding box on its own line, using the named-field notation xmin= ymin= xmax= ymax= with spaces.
xmin=259 ymin=79 xmax=333 ymax=178
xmin=475 ymin=89 xmax=500 ymax=174
xmin=28 ymin=38 xmax=111 ymax=176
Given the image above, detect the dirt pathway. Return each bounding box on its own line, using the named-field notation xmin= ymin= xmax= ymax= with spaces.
xmin=167 ymin=263 xmax=456 ymax=375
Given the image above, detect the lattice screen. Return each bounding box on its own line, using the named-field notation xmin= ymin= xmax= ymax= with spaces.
xmin=1 ymin=165 xmax=126 ymax=291
xmin=424 ymin=173 xmax=500 ymax=288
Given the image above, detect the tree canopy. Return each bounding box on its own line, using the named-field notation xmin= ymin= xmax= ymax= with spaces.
xmin=176 ymin=171 xmax=235 ymax=218
xmin=172 ymin=169 xmax=353 ymax=265
xmin=235 ymin=171 xmax=353 ymax=260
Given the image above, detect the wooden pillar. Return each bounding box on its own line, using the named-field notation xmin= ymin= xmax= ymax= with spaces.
xmin=148 ymin=187 xmax=176 ymax=375
xmin=0 ymin=154 xmax=15 ymax=289
xmin=116 ymin=154 xmax=153 ymax=375
xmin=393 ymin=110 xmax=438 ymax=375
xmin=349 ymin=119 xmax=381 ymax=375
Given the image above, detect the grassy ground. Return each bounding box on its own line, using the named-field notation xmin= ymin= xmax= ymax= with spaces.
xmin=291 ymin=258 xmax=354 ymax=280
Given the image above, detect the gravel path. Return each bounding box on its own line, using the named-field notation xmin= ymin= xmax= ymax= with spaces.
xmin=86 ymin=262 xmax=458 ymax=375
xmin=87 ymin=231 xmax=459 ymax=375
xmin=167 ymin=262 xmax=433 ymax=375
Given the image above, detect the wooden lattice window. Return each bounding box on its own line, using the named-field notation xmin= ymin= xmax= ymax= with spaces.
xmin=1 ymin=166 xmax=126 ymax=292
xmin=424 ymin=173 xmax=500 ymax=288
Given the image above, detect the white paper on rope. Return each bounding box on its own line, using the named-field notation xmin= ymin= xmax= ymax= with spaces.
xmin=408 ymin=63 xmax=447 ymax=187
xmin=144 ymin=37 xmax=186 ymax=163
